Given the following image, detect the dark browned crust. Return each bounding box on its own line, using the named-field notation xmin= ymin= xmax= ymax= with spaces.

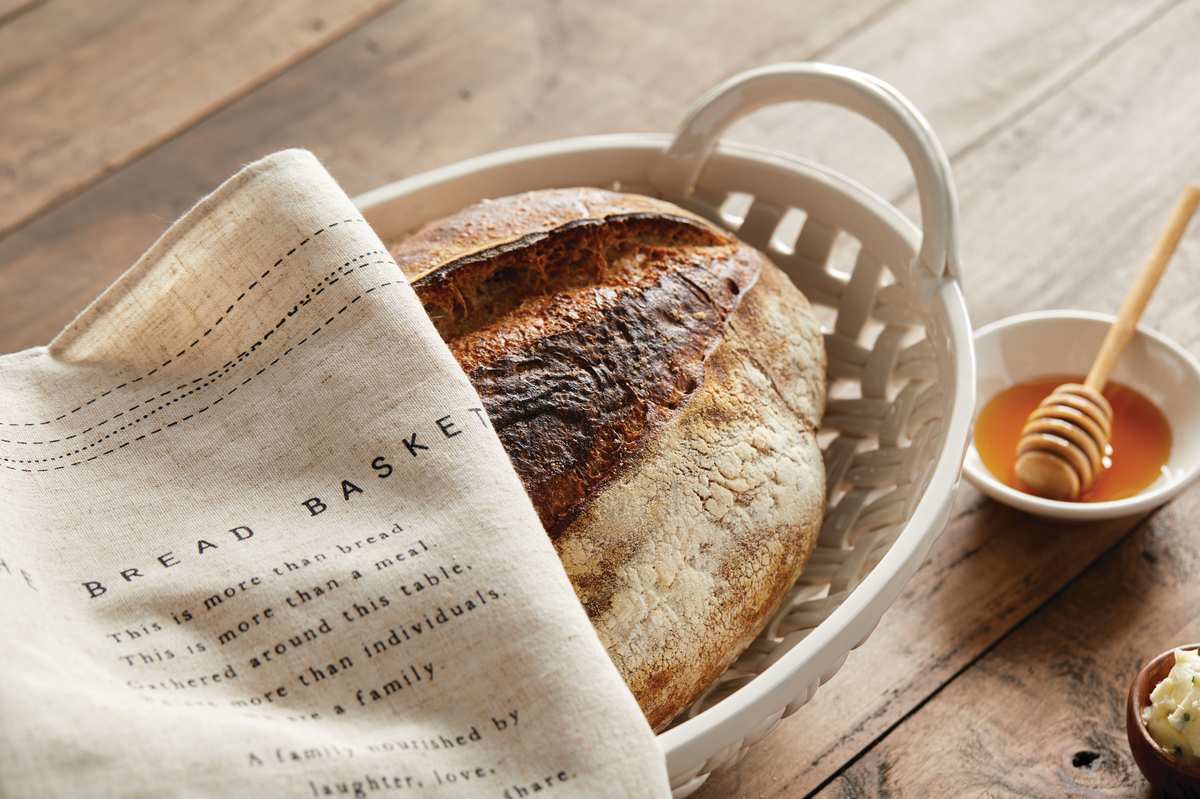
xmin=390 ymin=188 xmax=826 ymax=731
xmin=409 ymin=213 xmax=763 ymax=537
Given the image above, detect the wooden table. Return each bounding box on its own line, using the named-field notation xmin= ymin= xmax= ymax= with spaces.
xmin=3 ymin=2 xmax=1198 ymax=796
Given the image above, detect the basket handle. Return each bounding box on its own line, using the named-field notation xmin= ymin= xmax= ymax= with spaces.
xmin=651 ymin=63 xmax=961 ymax=281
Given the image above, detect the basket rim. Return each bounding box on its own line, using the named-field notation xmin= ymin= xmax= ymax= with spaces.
xmin=353 ymin=131 xmax=975 ymax=779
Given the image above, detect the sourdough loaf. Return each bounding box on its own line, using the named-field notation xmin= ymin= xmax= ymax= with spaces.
xmin=389 ymin=188 xmax=826 ymax=730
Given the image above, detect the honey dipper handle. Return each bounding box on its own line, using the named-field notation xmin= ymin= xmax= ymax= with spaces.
xmin=1085 ymin=186 xmax=1200 ymax=392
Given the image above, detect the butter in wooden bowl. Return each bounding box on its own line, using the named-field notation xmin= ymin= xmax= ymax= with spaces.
xmin=1127 ymin=644 xmax=1200 ymax=794
xmin=1143 ymin=648 xmax=1200 ymax=762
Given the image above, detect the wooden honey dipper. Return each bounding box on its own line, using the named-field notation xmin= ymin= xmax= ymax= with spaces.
xmin=1015 ymin=186 xmax=1200 ymax=500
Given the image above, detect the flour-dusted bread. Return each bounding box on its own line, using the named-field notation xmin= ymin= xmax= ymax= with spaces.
xmin=389 ymin=188 xmax=826 ymax=730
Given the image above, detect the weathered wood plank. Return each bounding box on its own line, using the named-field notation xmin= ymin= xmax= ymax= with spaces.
xmin=0 ymin=0 xmax=901 ymax=354
xmin=807 ymin=3 xmax=1200 ymax=796
xmin=691 ymin=0 xmax=1191 ymax=793
xmin=725 ymin=0 xmax=1174 ymax=199
xmin=0 ymin=0 xmax=394 ymax=239
xmin=818 ymin=494 xmax=1195 ymax=797
xmin=0 ymin=0 xmax=42 ymax=27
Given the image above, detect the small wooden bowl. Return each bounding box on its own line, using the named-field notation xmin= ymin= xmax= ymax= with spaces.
xmin=1127 ymin=645 xmax=1200 ymax=797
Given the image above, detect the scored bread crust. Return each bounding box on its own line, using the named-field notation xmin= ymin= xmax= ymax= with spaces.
xmin=390 ymin=188 xmax=826 ymax=731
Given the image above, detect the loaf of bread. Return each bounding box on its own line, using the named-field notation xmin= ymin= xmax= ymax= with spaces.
xmin=389 ymin=188 xmax=826 ymax=730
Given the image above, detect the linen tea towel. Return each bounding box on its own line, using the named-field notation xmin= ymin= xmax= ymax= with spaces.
xmin=0 ymin=150 xmax=670 ymax=798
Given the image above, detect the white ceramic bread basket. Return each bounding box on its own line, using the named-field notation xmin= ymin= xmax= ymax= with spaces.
xmin=356 ymin=63 xmax=974 ymax=797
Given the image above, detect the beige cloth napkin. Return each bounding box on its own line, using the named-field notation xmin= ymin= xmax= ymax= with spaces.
xmin=0 ymin=150 xmax=669 ymax=798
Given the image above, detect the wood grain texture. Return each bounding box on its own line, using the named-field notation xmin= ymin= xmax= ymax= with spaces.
xmin=0 ymin=0 xmax=897 ymax=354
xmin=725 ymin=0 xmax=1170 ymax=204
xmin=0 ymin=0 xmax=42 ymax=27
xmin=817 ymin=493 xmax=1198 ymax=798
xmin=0 ymin=0 xmax=394 ymax=239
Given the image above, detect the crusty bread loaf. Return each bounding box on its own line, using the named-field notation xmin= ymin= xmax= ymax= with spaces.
xmin=389 ymin=188 xmax=826 ymax=730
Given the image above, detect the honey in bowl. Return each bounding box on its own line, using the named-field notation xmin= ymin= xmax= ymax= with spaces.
xmin=975 ymin=375 xmax=1172 ymax=502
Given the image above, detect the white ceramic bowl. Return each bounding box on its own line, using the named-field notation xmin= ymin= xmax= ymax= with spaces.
xmin=964 ymin=310 xmax=1200 ymax=521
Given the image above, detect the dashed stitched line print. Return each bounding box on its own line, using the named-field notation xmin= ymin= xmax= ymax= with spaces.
xmin=0 ymin=219 xmax=371 ymax=429
xmin=0 ymin=373 xmax=230 ymax=464
xmin=1 ymin=255 xmax=394 ymax=447
xmin=0 ymin=252 xmax=392 ymax=446
xmin=2 ymin=279 xmax=405 ymax=473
